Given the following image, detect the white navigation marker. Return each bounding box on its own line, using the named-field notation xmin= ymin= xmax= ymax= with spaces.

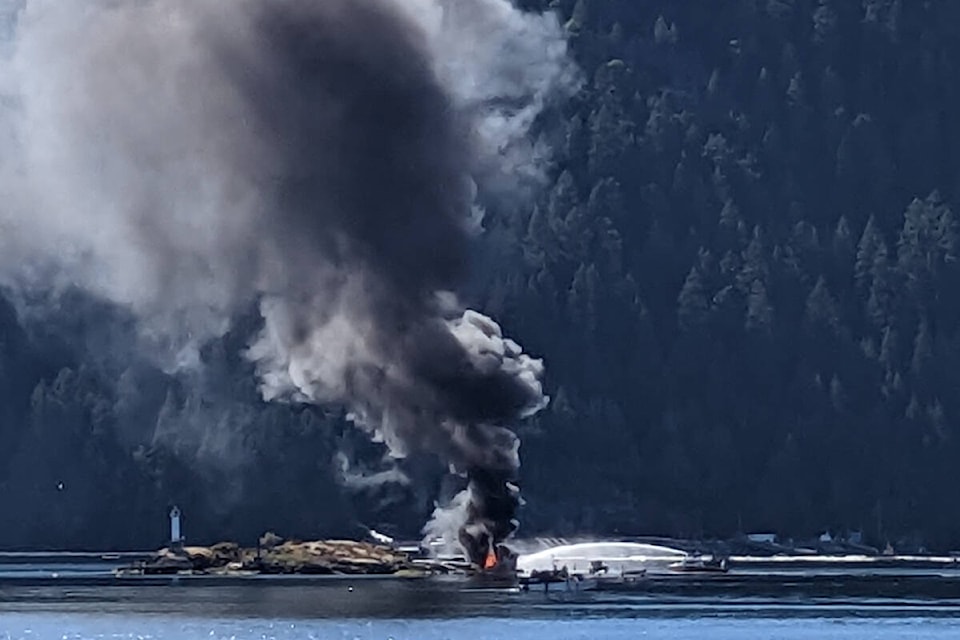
xmin=169 ymin=506 xmax=183 ymax=546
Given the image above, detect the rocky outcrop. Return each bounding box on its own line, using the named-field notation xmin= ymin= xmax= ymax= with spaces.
xmin=138 ymin=548 xmax=194 ymax=574
xmin=250 ymin=539 xmax=410 ymax=575
xmin=129 ymin=535 xmax=422 ymax=576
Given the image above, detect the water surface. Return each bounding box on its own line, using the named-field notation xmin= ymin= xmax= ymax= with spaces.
xmin=3 ymin=562 xmax=960 ymax=639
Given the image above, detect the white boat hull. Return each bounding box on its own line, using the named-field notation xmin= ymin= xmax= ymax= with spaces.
xmin=520 ymin=576 xmax=598 ymax=593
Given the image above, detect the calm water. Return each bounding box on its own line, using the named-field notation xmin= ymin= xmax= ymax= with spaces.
xmin=2 ymin=614 xmax=959 ymax=640
xmin=3 ymin=566 xmax=960 ymax=639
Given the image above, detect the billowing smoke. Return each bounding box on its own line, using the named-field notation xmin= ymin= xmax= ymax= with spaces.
xmin=0 ymin=0 xmax=574 ymax=563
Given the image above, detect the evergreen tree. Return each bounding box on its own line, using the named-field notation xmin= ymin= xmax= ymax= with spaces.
xmin=746 ymin=279 xmax=774 ymax=334
xmin=677 ymin=265 xmax=710 ymax=331
xmin=855 ymin=215 xmax=884 ymax=296
xmin=805 ymin=276 xmax=841 ymax=334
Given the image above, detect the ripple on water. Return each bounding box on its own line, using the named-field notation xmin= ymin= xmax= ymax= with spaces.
xmin=3 ymin=576 xmax=960 ymax=639
xmin=2 ymin=615 xmax=960 ymax=640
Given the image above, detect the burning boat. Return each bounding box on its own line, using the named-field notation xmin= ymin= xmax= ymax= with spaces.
xmin=469 ymin=543 xmax=599 ymax=592
xmin=474 ymin=544 xmax=520 ymax=580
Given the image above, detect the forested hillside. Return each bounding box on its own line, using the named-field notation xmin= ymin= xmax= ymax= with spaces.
xmin=494 ymin=0 xmax=960 ymax=548
xmin=3 ymin=0 xmax=960 ymax=550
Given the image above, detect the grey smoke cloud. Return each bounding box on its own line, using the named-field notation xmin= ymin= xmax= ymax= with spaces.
xmin=0 ymin=0 xmax=574 ymax=561
xmin=334 ymin=452 xmax=411 ymax=492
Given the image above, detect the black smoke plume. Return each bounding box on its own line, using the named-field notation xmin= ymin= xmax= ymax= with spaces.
xmin=0 ymin=0 xmax=574 ymax=562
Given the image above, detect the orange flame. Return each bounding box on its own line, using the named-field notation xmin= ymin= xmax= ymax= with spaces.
xmin=483 ymin=549 xmax=497 ymax=570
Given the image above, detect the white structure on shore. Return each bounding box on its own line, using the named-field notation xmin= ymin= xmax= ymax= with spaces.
xmin=516 ymin=541 xmax=688 ymax=577
xmin=169 ymin=506 xmax=183 ymax=546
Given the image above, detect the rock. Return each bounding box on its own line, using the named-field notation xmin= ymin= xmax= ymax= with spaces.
xmin=183 ymin=546 xmax=215 ymax=570
xmin=244 ymin=538 xmax=411 ymax=575
xmin=141 ymin=549 xmax=193 ymax=575
xmin=210 ymin=542 xmax=241 ymax=566
xmin=126 ymin=536 xmax=440 ymax=577
xmin=259 ymin=532 xmax=284 ymax=549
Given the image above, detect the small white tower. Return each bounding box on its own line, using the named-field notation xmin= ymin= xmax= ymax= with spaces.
xmin=169 ymin=506 xmax=183 ymax=547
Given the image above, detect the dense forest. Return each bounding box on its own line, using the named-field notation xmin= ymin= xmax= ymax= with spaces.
xmin=4 ymin=0 xmax=960 ymax=551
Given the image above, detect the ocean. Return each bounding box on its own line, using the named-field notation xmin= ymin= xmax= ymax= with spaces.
xmin=2 ymin=557 xmax=960 ymax=639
